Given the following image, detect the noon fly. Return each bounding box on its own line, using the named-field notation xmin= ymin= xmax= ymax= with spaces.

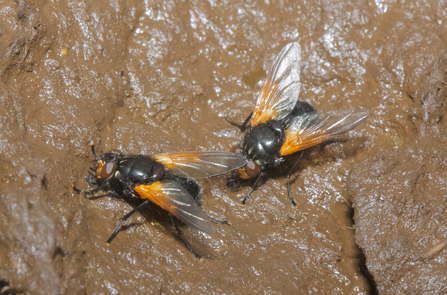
xmin=73 ymin=144 xmax=246 ymax=258
xmin=226 ymin=42 xmax=369 ymax=205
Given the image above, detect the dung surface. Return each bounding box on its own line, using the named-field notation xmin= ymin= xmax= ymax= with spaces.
xmin=349 ymin=145 xmax=447 ymax=294
xmin=0 ymin=0 xmax=446 ymax=294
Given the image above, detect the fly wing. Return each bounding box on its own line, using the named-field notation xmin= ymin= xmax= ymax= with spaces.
xmin=152 ymin=152 xmax=247 ymax=178
xmin=280 ymin=108 xmax=370 ymax=156
xmin=134 ymin=180 xmax=214 ymax=234
xmin=251 ymin=42 xmax=302 ymax=126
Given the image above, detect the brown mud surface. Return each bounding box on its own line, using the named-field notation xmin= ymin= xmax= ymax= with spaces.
xmin=0 ymin=0 xmax=446 ymax=294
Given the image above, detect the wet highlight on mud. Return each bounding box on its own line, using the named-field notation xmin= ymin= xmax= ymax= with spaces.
xmin=1 ymin=0 xmax=447 ymax=294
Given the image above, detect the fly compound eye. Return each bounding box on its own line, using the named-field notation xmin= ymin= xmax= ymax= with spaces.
xmin=230 ymin=145 xmax=242 ymax=155
xmin=101 ymin=162 xmax=116 ymax=179
xmin=245 ymin=160 xmax=259 ymax=178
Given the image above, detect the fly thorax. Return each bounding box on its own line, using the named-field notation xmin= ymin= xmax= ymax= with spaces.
xmin=242 ymin=120 xmax=285 ymax=165
xmin=115 ymin=155 xmax=161 ymax=185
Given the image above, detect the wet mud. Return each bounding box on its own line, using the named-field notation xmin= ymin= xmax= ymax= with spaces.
xmin=349 ymin=144 xmax=447 ymax=294
xmin=0 ymin=0 xmax=446 ymax=294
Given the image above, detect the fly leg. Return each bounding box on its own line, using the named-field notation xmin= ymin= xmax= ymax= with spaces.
xmin=209 ymin=216 xmax=231 ymax=226
xmin=89 ymin=142 xmax=100 ymax=161
xmin=225 ymin=112 xmax=253 ymax=132
xmin=72 ymin=143 xmax=103 ymax=197
xmin=106 ymin=200 xmax=149 ymax=244
xmin=242 ymin=172 xmax=265 ymax=205
xmin=171 ymin=215 xmax=204 ymax=259
xmin=286 ymin=152 xmax=304 ymax=206
xmin=72 ymin=184 xmax=109 ymax=200
xmin=226 ymin=171 xmax=242 ymax=191
xmin=85 ymin=169 xmax=98 ymax=187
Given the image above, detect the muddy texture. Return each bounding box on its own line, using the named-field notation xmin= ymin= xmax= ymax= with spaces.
xmin=349 ymin=145 xmax=447 ymax=294
xmin=348 ymin=45 xmax=447 ymax=294
xmin=0 ymin=0 xmax=446 ymax=294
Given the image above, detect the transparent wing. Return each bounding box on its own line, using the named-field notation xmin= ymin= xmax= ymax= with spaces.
xmin=153 ymin=152 xmax=247 ymax=178
xmin=252 ymin=42 xmax=302 ymax=126
xmin=134 ymin=180 xmax=214 ymax=234
xmin=280 ymin=108 xmax=370 ymax=156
